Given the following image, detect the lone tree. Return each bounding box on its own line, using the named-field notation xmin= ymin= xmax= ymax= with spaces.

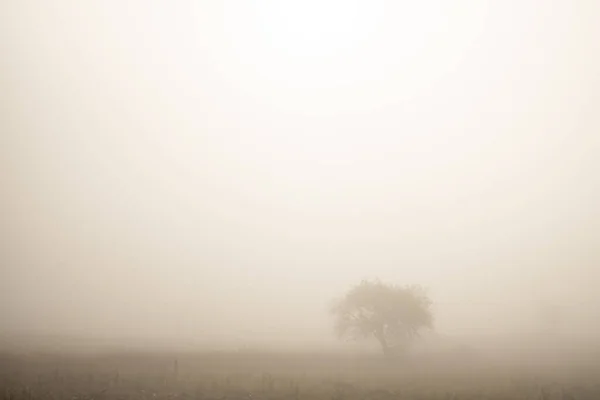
xmin=331 ymin=280 xmax=433 ymax=357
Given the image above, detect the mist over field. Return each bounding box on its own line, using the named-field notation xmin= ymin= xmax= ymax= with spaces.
xmin=1 ymin=0 xmax=599 ymax=359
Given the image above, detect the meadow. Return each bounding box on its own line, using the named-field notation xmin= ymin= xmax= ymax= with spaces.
xmin=1 ymin=348 xmax=599 ymax=399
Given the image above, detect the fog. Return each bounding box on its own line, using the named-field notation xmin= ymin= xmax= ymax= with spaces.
xmin=1 ymin=1 xmax=599 ymax=352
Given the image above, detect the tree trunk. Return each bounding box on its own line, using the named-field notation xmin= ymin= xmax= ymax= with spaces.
xmin=374 ymin=330 xmax=392 ymax=357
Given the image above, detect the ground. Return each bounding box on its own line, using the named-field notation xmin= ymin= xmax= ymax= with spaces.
xmin=1 ymin=350 xmax=599 ymax=399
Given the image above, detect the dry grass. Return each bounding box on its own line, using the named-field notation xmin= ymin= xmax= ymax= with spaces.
xmin=1 ymin=350 xmax=599 ymax=399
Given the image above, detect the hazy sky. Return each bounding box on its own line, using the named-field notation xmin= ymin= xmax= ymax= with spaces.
xmin=2 ymin=1 xmax=599 ymax=347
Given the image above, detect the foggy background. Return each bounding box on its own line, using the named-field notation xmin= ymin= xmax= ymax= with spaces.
xmin=1 ymin=1 xmax=599 ymax=351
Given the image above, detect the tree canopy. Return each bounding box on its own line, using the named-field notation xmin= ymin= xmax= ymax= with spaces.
xmin=331 ymin=279 xmax=433 ymax=356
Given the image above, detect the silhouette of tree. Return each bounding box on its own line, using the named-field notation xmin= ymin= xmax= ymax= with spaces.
xmin=331 ymin=279 xmax=433 ymax=357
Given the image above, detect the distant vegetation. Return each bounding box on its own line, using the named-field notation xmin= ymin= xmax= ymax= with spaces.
xmin=330 ymin=280 xmax=433 ymax=357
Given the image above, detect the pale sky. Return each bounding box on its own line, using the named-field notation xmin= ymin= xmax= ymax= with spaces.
xmin=1 ymin=1 xmax=599 ymax=349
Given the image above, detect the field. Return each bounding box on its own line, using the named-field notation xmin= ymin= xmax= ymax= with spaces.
xmin=1 ymin=349 xmax=600 ymax=400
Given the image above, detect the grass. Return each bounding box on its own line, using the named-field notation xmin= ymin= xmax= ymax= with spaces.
xmin=1 ymin=350 xmax=599 ymax=399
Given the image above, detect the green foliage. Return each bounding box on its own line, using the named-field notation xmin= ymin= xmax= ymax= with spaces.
xmin=331 ymin=280 xmax=433 ymax=355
